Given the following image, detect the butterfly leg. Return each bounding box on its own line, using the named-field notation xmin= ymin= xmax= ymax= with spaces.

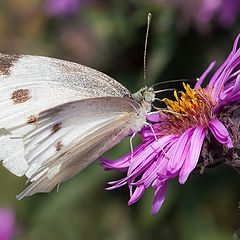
xmin=126 ymin=132 xmax=136 ymax=187
xmin=127 ymin=132 xmax=137 ymax=196
xmin=144 ymin=121 xmax=158 ymax=142
xmin=144 ymin=121 xmax=169 ymax=159
xmin=129 ymin=132 xmax=136 ymax=157
xmin=57 ymin=182 xmax=61 ymax=192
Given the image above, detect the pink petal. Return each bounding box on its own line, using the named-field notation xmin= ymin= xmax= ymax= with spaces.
xmin=179 ymin=126 xmax=206 ymax=184
xmin=147 ymin=113 xmax=161 ymax=122
xmin=100 ymin=156 xmax=130 ymax=171
xmin=134 ymin=154 xmax=169 ymax=188
xmin=128 ymin=185 xmax=145 ymax=205
xmin=151 ymin=182 xmax=167 ymax=215
xmin=129 ymin=135 xmax=175 ymax=175
xmin=167 ymin=128 xmax=194 ymax=173
xmin=209 ymin=119 xmax=233 ymax=147
xmin=141 ymin=125 xmax=162 ymax=139
xmin=195 ymin=61 xmax=216 ymax=88
xmin=100 ymin=141 xmax=151 ymax=171
xmin=209 ymin=33 xmax=240 ymax=100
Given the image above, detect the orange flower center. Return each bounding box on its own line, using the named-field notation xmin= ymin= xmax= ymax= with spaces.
xmin=159 ymin=83 xmax=216 ymax=135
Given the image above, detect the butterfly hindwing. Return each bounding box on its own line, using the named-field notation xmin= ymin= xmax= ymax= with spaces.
xmin=16 ymin=97 xmax=140 ymax=199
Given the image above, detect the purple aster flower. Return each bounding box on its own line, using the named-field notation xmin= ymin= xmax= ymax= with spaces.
xmin=44 ymin=0 xmax=83 ymax=17
xmin=101 ymin=34 xmax=240 ymax=214
xmin=0 ymin=208 xmax=15 ymax=240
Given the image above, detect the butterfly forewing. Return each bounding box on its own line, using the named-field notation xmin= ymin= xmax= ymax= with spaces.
xmin=0 ymin=54 xmax=130 ymax=134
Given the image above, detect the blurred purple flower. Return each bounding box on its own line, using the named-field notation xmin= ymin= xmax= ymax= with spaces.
xmin=168 ymin=0 xmax=240 ymax=30
xmin=197 ymin=0 xmax=240 ymax=27
xmin=44 ymin=0 xmax=83 ymax=17
xmin=0 ymin=208 xmax=15 ymax=240
xmin=101 ymin=34 xmax=240 ymax=214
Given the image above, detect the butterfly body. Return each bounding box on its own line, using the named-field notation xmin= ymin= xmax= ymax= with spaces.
xmin=0 ymin=54 xmax=155 ymax=199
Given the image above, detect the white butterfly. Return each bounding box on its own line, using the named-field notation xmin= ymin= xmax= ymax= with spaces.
xmin=0 ymin=54 xmax=155 ymax=200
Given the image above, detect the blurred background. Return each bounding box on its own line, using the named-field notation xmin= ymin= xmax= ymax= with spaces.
xmin=0 ymin=0 xmax=240 ymax=239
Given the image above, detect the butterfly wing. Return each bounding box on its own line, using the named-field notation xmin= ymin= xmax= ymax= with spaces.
xmin=0 ymin=54 xmax=130 ymax=135
xmin=0 ymin=54 xmax=131 ymax=176
xmin=15 ymin=97 xmax=141 ymax=200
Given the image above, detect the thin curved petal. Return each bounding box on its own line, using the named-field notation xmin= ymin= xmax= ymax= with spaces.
xmin=195 ymin=61 xmax=216 ymax=88
xmin=167 ymin=128 xmax=193 ymax=173
xmin=179 ymin=126 xmax=206 ymax=184
xmin=151 ymin=182 xmax=167 ymax=215
xmin=100 ymin=140 xmax=151 ymax=171
xmin=209 ymin=119 xmax=233 ymax=147
xmin=129 ymin=135 xmax=175 ymax=175
xmin=128 ymin=185 xmax=145 ymax=205
xmin=100 ymin=156 xmax=130 ymax=171
xmin=209 ymin=33 xmax=240 ymax=101
xmin=216 ymin=74 xmax=240 ymax=111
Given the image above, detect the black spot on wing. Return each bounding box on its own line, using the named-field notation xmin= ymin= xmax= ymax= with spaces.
xmin=51 ymin=123 xmax=62 ymax=134
xmin=0 ymin=54 xmax=21 ymax=76
xmin=11 ymin=89 xmax=31 ymax=104
xmin=27 ymin=115 xmax=38 ymax=124
xmin=55 ymin=141 xmax=63 ymax=152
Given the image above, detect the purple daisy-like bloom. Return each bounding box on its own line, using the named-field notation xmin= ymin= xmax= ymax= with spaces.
xmin=101 ymin=34 xmax=240 ymax=214
xmin=0 ymin=208 xmax=15 ymax=240
xmin=44 ymin=0 xmax=83 ymax=17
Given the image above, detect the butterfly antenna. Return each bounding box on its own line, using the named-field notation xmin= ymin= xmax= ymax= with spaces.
xmin=154 ymin=88 xmax=176 ymax=94
xmin=151 ymin=78 xmax=197 ymax=88
xmin=144 ymin=13 xmax=152 ymax=85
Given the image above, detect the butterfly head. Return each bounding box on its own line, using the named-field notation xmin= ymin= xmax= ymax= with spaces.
xmin=132 ymin=86 xmax=155 ymax=105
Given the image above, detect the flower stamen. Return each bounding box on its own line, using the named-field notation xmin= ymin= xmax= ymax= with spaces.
xmin=159 ymin=83 xmax=215 ymax=135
